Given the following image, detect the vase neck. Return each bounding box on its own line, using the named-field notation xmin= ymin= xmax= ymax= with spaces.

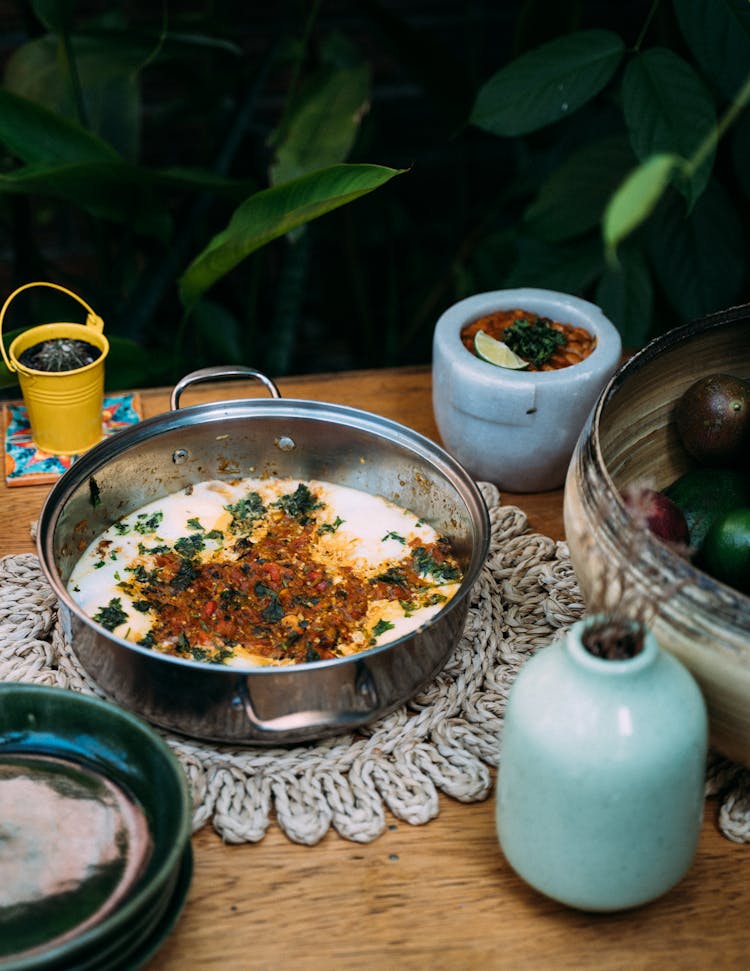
xmin=565 ymin=617 xmax=658 ymax=676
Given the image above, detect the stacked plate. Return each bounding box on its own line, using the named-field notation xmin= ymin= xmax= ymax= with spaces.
xmin=0 ymin=684 xmax=193 ymax=970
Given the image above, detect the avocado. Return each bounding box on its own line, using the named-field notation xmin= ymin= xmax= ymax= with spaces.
xmin=675 ymin=373 xmax=749 ymax=466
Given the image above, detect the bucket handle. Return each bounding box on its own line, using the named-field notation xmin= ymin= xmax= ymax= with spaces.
xmin=0 ymin=281 xmax=104 ymax=374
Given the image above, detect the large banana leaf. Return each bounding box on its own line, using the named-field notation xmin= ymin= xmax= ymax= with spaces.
xmin=0 ymin=90 xmax=258 ymax=232
xmin=178 ymin=163 xmax=406 ymax=308
xmin=0 ymin=88 xmax=118 ymax=164
xmin=0 ymin=158 xmax=257 ymax=234
xmin=270 ymin=62 xmax=371 ymax=186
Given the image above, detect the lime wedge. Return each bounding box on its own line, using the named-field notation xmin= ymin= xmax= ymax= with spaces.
xmin=474 ymin=330 xmax=529 ymax=370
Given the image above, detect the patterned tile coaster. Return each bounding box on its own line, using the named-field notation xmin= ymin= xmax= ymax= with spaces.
xmin=3 ymin=392 xmax=142 ymax=487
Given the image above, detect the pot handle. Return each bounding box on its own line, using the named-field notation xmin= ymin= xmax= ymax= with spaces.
xmin=0 ymin=281 xmax=104 ymax=374
xmin=170 ymin=365 xmax=282 ymax=411
xmin=236 ymin=663 xmax=380 ymax=738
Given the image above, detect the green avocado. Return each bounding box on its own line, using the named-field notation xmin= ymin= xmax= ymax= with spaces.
xmin=664 ymin=467 xmax=750 ymax=558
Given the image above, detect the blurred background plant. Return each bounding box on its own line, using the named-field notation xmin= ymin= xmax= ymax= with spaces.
xmin=0 ymin=0 xmax=748 ymax=392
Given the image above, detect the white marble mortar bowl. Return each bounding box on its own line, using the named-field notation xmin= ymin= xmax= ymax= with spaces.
xmin=432 ymin=288 xmax=622 ymax=492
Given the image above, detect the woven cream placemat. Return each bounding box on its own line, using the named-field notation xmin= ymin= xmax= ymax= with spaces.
xmin=1 ymin=482 xmax=748 ymax=846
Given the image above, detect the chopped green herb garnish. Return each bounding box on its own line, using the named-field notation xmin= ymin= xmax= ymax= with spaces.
xmin=370 ymin=618 xmax=395 ymax=643
xmin=261 ymin=592 xmax=285 ymax=623
xmin=220 ymin=587 xmax=244 ymax=608
xmin=425 ymin=592 xmax=448 ymax=606
xmin=273 ymin=483 xmax=324 ymax=524
xmin=137 ymin=541 xmax=170 ymax=555
xmin=171 ymin=559 xmax=198 ymax=591
xmin=187 ymin=517 xmax=204 ymax=531
xmin=89 ymin=477 xmax=101 ymax=508
xmin=133 ymin=511 xmax=164 ymax=534
xmin=372 ymin=567 xmax=408 ymax=588
xmin=94 ymin=560 xmax=105 ymax=569
xmin=128 ymin=564 xmax=159 ymax=584
xmin=503 ymin=316 xmax=566 ymax=368
xmin=93 ymin=598 xmax=128 ymax=631
xmin=318 ymin=516 xmax=344 ymax=534
xmin=114 ymin=521 xmax=130 ymax=535
xmin=412 ymin=547 xmax=461 ymax=582
xmin=226 ymin=492 xmax=265 ymax=530
xmin=382 ymin=531 xmax=406 ymax=543
xmin=174 ymin=533 xmax=205 ymax=558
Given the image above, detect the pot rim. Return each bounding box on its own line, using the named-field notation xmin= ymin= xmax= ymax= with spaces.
xmin=583 ymin=305 xmax=750 ymax=627
xmin=37 ymin=392 xmax=491 ymax=676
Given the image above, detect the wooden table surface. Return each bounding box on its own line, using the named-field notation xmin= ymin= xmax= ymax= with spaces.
xmin=1 ymin=365 xmax=748 ymax=970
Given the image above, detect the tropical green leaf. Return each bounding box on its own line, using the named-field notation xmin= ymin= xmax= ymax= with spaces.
xmin=647 ymin=180 xmax=745 ymax=322
xmin=0 ymin=158 xmax=256 ymax=197
xmin=0 ymin=161 xmax=168 ymax=236
xmin=0 ymin=89 xmax=119 ymax=165
xmin=595 ymin=245 xmax=653 ymax=346
xmin=6 ymin=34 xmax=151 ymax=99
xmin=270 ymin=62 xmax=371 ymax=185
xmin=674 ymin=0 xmax=750 ymax=103
xmin=603 ymin=154 xmax=682 ymax=256
xmin=0 ymin=157 xmax=258 ymax=236
xmin=470 ymin=29 xmax=625 ymax=137
xmin=622 ymin=48 xmax=716 ymax=207
xmin=178 ymin=163 xmax=406 ymax=308
xmin=524 ymin=135 xmax=635 ymax=241
xmin=5 ymin=35 xmax=145 ymax=158
xmin=31 ymin=0 xmax=75 ymax=33
xmin=502 ymin=235 xmax=605 ymax=294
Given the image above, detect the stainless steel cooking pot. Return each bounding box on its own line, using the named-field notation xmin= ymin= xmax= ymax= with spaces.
xmin=37 ymin=366 xmax=490 ymax=744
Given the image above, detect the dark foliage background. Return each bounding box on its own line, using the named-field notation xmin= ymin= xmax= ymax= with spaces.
xmin=1 ymin=1 xmax=748 ymax=390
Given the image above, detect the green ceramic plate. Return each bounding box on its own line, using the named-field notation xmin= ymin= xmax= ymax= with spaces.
xmin=64 ymin=846 xmax=194 ymax=971
xmin=0 ymin=684 xmax=192 ymax=971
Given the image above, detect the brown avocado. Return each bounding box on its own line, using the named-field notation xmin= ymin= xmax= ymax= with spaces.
xmin=675 ymin=373 xmax=749 ymax=465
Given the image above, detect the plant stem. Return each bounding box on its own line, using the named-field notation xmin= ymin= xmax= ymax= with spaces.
xmin=58 ymin=27 xmax=89 ymax=130
xmin=268 ymin=0 xmax=322 ymax=150
xmin=686 ymin=71 xmax=750 ymax=177
xmin=633 ymin=0 xmax=661 ymax=53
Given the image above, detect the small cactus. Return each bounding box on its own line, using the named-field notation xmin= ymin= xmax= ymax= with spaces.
xmin=18 ymin=337 xmax=102 ymax=372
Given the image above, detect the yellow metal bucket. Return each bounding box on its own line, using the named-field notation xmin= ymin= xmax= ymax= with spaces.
xmin=0 ymin=281 xmax=109 ymax=454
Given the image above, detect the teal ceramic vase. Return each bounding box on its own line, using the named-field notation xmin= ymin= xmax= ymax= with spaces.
xmin=496 ymin=615 xmax=708 ymax=912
